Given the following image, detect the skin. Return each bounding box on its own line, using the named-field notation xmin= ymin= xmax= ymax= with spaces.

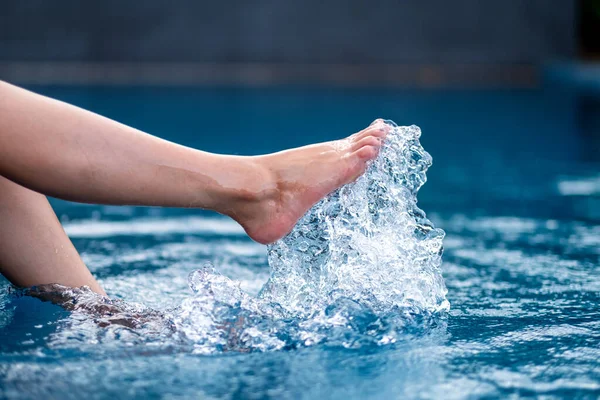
xmin=0 ymin=80 xmax=389 ymax=295
xmin=0 ymin=176 xmax=106 ymax=295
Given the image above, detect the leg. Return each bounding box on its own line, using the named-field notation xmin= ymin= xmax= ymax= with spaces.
xmin=0 ymin=81 xmax=387 ymax=290
xmin=0 ymin=80 xmax=388 ymax=244
xmin=0 ymin=175 xmax=105 ymax=295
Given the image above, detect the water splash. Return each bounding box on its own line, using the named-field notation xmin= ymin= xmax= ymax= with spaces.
xmin=261 ymin=121 xmax=448 ymax=317
xmin=174 ymin=120 xmax=448 ymax=352
xmin=25 ymin=121 xmax=446 ymax=354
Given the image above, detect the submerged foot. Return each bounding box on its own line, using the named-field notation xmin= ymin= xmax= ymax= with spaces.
xmin=231 ymin=120 xmax=389 ymax=244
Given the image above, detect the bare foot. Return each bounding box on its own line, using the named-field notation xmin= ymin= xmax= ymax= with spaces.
xmin=229 ymin=120 xmax=389 ymax=244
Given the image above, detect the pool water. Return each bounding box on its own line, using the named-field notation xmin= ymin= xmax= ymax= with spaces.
xmin=1 ymin=86 xmax=599 ymax=399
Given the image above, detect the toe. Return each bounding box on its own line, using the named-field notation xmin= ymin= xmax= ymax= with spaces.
xmin=352 ymin=123 xmax=389 ymax=142
xmin=344 ymin=145 xmax=379 ymax=183
xmin=341 ymin=140 xmax=383 ymax=184
xmin=370 ymin=124 xmax=389 ymax=139
xmin=355 ymin=145 xmax=379 ymax=161
xmin=351 ymin=135 xmax=382 ymax=152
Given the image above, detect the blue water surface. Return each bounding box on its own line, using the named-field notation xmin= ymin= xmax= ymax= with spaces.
xmin=0 ymin=85 xmax=599 ymax=399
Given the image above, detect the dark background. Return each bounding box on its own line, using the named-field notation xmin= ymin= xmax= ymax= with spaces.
xmin=0 ymin=0 xmax=596 ymax=87
xmin=0 ymin=1 xmax=577 ymax=63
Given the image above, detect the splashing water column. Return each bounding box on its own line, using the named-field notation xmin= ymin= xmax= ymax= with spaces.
xmin=179 ymin=120 xmax=448 ymax=351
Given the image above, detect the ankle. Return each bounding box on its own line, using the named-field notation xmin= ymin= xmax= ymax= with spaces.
xmin=212 ymin=156 xmax=279 ymax=219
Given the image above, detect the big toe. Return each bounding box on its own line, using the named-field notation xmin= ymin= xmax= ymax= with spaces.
xmin=343 ymin=145 xmax=379 ymax=183
xmin=355 ymin=145 xmax=379 ymax=161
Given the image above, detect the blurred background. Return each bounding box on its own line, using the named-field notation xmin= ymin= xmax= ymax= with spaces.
xmin=0 ymin=0 xmax=594 ymax=86
xmin=0 ymin=0 xmax=598 ymax=221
